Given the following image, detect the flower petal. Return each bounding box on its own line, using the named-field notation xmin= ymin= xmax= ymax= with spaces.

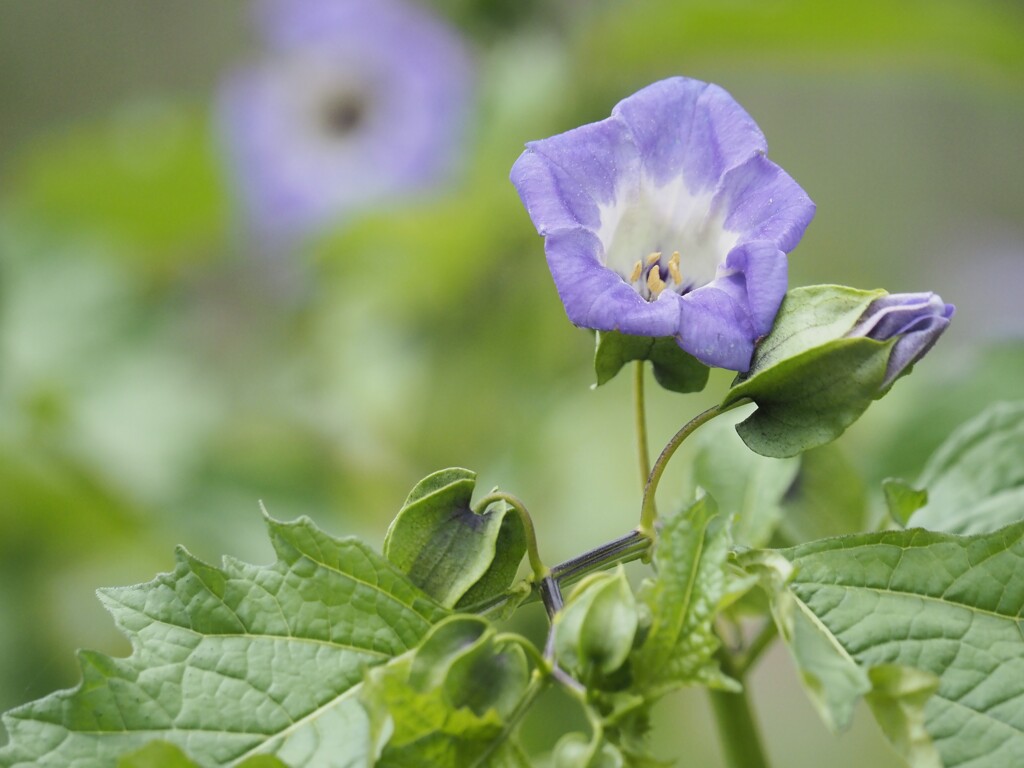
xmin=510 ymin=150 xmax=600 ymax=235
xmin=721 ymin=242 xmax=789 ymax=337
xmin=544 ymin=229 xmax=681 ymax=337
xmin=612 ymin=78 xmax=767 ymax=193
xmin=885 ymin=312 xmax=953 ymax=388
xmin=714 ymin=154 xmax=816 ymax=253
xmin=677 ymin=283 xmax=758 ymax=371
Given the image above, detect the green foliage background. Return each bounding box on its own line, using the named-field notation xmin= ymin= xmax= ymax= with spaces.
xmin=1 ymin=1 xmax=1023 ymax=765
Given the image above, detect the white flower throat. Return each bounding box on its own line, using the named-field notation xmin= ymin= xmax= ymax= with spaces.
xmin=597 ymin=176 xmax=739 ymax=302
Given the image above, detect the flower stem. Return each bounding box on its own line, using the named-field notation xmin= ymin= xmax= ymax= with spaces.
xmin=476 ymin=492 xmax=549 ymax=583
xmin=638 ymin=400 xmax=746 ymax=536
xmin=633 ymin=361 xmax=652 ymax=492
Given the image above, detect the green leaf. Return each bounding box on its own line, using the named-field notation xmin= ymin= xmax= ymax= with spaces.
xmin=761 ymin=522 xmax=1024 ymax=766
xmin=383 ymin=469 xmax=527 ymax=608
xmin=117 ymin=742 xmax=289 ymax=768
xmin=594 ymin=332 xmax=709 ymax=394
xmin=361 ymin=615 xmax=533 ymax=767
xmin=882 ymin=478 xmax=928 ymax=528
xmin=776 ymin=444 xmax=868 ymax=545
xmin=0 ymin=516 xmax=449 ymax=767
xmin=689 ymin=414 xmax=800 ymax=548
xmin=907 ymin=401 xmax=1024 ymax=534
xmin=724 ymin=286 xmax=894 ymax=458
xmin=865 ymin=666 xmax=943 ymax=768
xmin=631 ymin=497 xmax=737 ymax=695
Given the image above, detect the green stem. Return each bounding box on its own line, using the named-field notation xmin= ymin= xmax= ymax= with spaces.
xmin=549 ymin=529 xmax=653 ymax=586
xmin=708 ymin=639 xmax=772 ymax=768
xmin=638 ymin=400 xmax=746 ymax=536
xmin=633 ymin=361 xmax=652 ymax=492
xmin=476 ymin=492 xmax=549 ymax=582
xmin=734 ymin=620 xmax=779 ymax=677
xmin=708 ymin=683 xmax=771 ymax=768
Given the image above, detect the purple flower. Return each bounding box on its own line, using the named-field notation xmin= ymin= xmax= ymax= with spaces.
xmin=218 ymin=0 xmax=473 ymax=239
xmin=848 ymin=292 xmax=955 ymax=388
xmin=510 ymin=77 xmax=816 ymax=372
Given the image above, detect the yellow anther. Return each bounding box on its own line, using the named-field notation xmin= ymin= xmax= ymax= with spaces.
xmin=647 ymin=267 xmax=666 ymax=298
xmin=629 ymin=260 xmax=643 ymax=283
xmin=645 ymin=251 xmax=662 ymax=266
xmin=668 ymin=251 xmax=683 ymax=285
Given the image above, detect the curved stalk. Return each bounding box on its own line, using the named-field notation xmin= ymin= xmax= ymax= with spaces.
xmin=638 ymin=399 xmax=748 ymax=536
xmin=476 ymin=491 xmax=549 ymax=583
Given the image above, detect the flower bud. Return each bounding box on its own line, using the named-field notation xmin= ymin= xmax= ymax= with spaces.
xmin=723 ymin=285 xmax=954 ymax=457
xmin=847 ymin=292 xmax=954 ymax=389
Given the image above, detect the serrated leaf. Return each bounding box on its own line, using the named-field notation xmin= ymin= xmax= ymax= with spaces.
xmin=689 ymin=414 xmax=800 ymax=548
xmin=907 ymin=401 xmax=1024 ymax=534
xmin=776 ymin=444 xmax=868 ymax=545
xmin=724 ymin=286 xmax=894 ymax=458
xmin=0 ymin=516 xmax=449 ymax=768
xmin=765 ymin=522 xmax=1024 ymax=767
xmin=361 ymin=616 xmax=533 ymax=767
xmin=384 ymin=468 xmax=526 ymax=608
xmin=882 ymin=478 xmax=928 ymax=528
xmin=594 ymin=332 xmax=709 ymax=394
xmin=631 ymin=497 xmax=737 ymax=695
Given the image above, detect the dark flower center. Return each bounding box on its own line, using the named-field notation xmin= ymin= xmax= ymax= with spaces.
xmin=321 ymin=91 xmax=369 ymax=137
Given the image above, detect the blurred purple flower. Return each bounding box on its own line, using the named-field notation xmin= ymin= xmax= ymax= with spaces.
xmin=849 ymin=292 xmax=955 ymax=388
xmin=218 ymin=0 xmax=473 ymax=239
xmin=510 ymin=77 xmax=815 ymax=371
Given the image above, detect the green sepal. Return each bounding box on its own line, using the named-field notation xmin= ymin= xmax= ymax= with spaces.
xmin=361 ymin=615 xmax=533 ymax=765
xmin=594 ymin=331 xmax=709 ymax=394
xmin=724 ymin=285 xmax=894 ymax=458
xmin=552 ymin=732 xmax=625 ymax=768
xmin=384 ymin=468 xmax=527 ymax=608
xmin=554 ymin=567 xmax=639 ymax=682
xmin=906 ymin=401 xmax=1024 ymax=534
xmin=882 ymin=478 xmax=928 ymax=528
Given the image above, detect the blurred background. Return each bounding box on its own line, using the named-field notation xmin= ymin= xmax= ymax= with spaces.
xmin=1 ymin=0 xmax=1023 ymax=765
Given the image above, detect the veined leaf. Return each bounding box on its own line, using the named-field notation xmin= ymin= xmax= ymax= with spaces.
xmin=631 ymin=497 xmax=738 ymax=695
xmin=759 ymin=522 xmax=1024 ymax=767
xmin=0 ymin=516 xmax=450 ymax=768
xmin=907 ymin=401 xmax=1024 ymax=534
